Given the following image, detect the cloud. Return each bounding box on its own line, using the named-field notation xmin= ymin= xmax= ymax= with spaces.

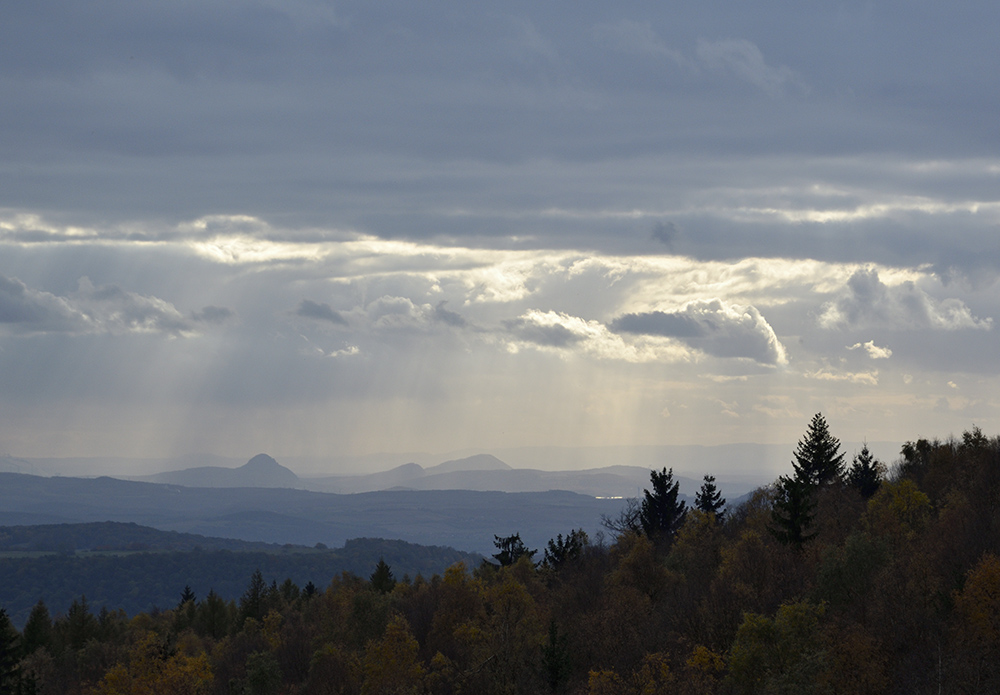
xmin=803 ymin=368 xmax=879 ymax=385
xmin=610 ymin=299 xmax=788 ymax=366
xmin=819 ymin=268 xmax=993 ymax=331
xmin=504 ymin=313 xmax=586 ymax=348
xmin=432 ymin=301 xmax=467 ymax=328
xmin=848 ymin=340 xmax=892 ymax=359
xmin=296 ymin=299 xmax=347 ymax=325
xmin=696 ymin=38 xmax=803 ymax=96
xmin=593 ymin=20 xmax=687 ymax=65
xmin=72 ymin=278 xmax=194 ymax=336
xmin=0 ymin=275 xmax=193 ymax=337
xmin=0 ymin=275 xmax=84 ymax=332
xmin=192 ymin=306 xmax=234 ymax=324
xmin=503 ymin=310 xmax=690 ymax=363
xmin=651 ymin=221 xmax=679 ymax=248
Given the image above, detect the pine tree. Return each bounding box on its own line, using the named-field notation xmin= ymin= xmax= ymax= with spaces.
xmin=695 ymin=474 xmax=727 ymax=522
xmin=639 ymin=467 xmax=688 ymax=548
xmin=792 ymin=413 xmax=846 ymax=486
xmin=846 ymin=443 xmax=884 ymax=499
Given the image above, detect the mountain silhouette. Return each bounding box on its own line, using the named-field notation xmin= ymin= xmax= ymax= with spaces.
xmin=140 ymin=454 xmax=299 ymax=488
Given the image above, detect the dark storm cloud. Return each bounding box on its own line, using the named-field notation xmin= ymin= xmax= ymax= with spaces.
xmin=296 ymin=300 xmax=347 ymax=325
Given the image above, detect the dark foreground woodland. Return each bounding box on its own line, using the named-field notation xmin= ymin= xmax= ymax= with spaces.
xmin=2 ymin=419 xmax=1000 ymax=694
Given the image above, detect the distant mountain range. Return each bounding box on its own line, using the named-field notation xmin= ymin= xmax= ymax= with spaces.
xmin=0 ymin=471 xmax=631 ymax=555
xmin=137 ymin=453 xmax=299 ymax=488
xmin=118 ymin=451 xmax=759 ymax=500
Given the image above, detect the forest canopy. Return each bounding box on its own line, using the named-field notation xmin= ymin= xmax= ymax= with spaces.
xmin=2 ymin=419 xmax=1000 ymax=694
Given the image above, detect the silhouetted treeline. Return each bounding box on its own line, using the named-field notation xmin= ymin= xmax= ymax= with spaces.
xmin=0 ymin=537 xmax=481 ymax=628
xmin=2 ymin=420 xmax=1000 ymax=694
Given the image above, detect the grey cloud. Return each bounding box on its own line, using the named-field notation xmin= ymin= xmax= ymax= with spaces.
xmin=192 ymin=305 xmax=235 ymax=324
xmin=73 ymin=278 xmax=193 ymax=336
xmin=611 ymin=300 xmax=787 ymax=365
xmin=611 ymin=311 xmax=703 ymax=338
xmin=651 ymin=221 xmax=679 ymax=248
xmin=503 ymin=317 xmax=584 ymax=348
xmin=432 ymin=301 xmax=467 ymax=328
xmin=0 ymin=275 xmax=195 ymax=336
xmin=296 ymin=300 xmax=347 ymax=325
xmin=819 ymin=268 xmax=992 ymax=331
xmin=592 ymin=19 xmax=687 ymax=65
xmin=696 ymin=38 xmax=803 ymax=96
xmin=0 ymin=275 xmax=83 ymax=331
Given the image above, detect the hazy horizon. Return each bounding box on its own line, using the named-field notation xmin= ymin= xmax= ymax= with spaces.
xmin=1 ymin=1 xmax=997 ymax=464
xmin=2 ymin=439 xmax=905 ymax=482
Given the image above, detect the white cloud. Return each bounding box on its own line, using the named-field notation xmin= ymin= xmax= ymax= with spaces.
xmin=819 ymin=268 xmax=993 ymax=331
xmin=804 ymin=368 xmax=880 ymax=385
xmin=848 ymin=340 xmax=893 ymax=359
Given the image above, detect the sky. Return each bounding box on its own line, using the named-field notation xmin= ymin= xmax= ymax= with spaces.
xmin=1 ymin=0 xmax=998 ymax=465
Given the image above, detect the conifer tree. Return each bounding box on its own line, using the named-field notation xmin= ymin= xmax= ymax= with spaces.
xmin=695 ymin=474 xmax=727 ymax=522
xmin=21 ymin=600 xmax=53 ymax=656
xmin=639 ymin=467 xmax=688 ymax=547
xmin=792 ymin=413 xmax=846 ymax=486
xmin=370 ymin=557 xmax=396 ymax=594
xmin=0 ymin=608 xmax=20 ymax=693
xmin=239 ymin=569 xmax=268 ymax=625
xmin=769 ymin=475 xmax=818 ymax=549
xmin=846 ymin=443 xmax=884 ymax=499
xmin=542 ymin=529 xmax=588 ymax=570
xmin=492 ymin=533 xmax=536 ymax=567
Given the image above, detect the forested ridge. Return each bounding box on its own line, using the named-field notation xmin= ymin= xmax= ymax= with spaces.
xmin=2 ymin=417 xmax=1000 ymax=694
xmin=0 ymin=533 xmax=482 ymax=630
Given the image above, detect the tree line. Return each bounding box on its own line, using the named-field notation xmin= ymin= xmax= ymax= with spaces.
xmin=2 ymin=414 xmax=1000 ymax=693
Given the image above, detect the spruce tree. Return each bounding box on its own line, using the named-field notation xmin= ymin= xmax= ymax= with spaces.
xmin=492 ymin=533 xmax=536 ymax=567
xmin=0 ymin=608 xmax=20 ymax=694
xmin=846 ymin=443 xmax=883 ymax=499
xmin=695 ymin=474 xmax=727 ymax=522
xmin=239 ymin=569 xmax=268 ymax=625
xmin=639 ymin=467 xmax=688 ymax=547
xmin=792 ymin=413 xmax=846 ymax=486
xmin=370 ymin=558 xmax=396 ymax=594
xmin=21 ymin=600 xmax=52 ymax=656
xmin=769 ymin=475 xmax=818 ymax=549
xmin=542 ymin=529 xmax=588 ymax=570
